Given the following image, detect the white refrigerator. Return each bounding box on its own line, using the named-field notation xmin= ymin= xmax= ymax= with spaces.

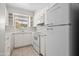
xmin=46 ymin=3 xmax=70 ymax=56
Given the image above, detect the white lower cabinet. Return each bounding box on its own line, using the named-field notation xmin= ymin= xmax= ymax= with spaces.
xmin=5 ymin=34 xmax=11 ymax=56
xmin=5 ymin=33 xmax=14 ymax=56
xmin=14 ymin=33 xmax=32 ymax=48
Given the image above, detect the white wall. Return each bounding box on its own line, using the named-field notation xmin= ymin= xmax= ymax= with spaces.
xmin=7 ymin=5 xmax=34 ymax=17
xmin=13 ymin=27 xmax=33 ymax=48
xmin=0 ymin=4 xmax=6 ymax=56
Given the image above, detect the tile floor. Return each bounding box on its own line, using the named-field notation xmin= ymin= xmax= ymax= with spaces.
xmin=11 ymin=46 xmax=39 ymax=56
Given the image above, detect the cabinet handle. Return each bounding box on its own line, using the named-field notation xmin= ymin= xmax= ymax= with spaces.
xmin=47 ymin=23 xmax=53 ymax=27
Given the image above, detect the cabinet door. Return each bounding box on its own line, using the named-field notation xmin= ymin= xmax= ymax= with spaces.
xmin=23 ymin=33 xmax=32 ymax=45
xmin=47 ymin=4 xmax=70 ymax=25
xmin=46 ymin=25 xmax=69 ymax=56
xmin=14 ymin=34 xmax=23 ymax=47
xmin=14 ymin=33 xmax=32 ymax=48
xmin=5 ymin=36 xmax=11 ymax=56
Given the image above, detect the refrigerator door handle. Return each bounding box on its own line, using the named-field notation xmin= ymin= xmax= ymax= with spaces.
xmin=39 ymin=35 xmax=47 ymax=36
xmin=47 ymin=27 xmax=53 ymax=30
xmin=47 ymin=23 xmax=53 ymax=27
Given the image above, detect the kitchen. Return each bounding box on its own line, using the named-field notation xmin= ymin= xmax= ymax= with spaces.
xmin=0 ymin=3 xmax=79 ymax=56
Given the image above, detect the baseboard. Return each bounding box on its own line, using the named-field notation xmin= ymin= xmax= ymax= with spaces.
xmin=14 ymin=44 xmax=32 ymax=49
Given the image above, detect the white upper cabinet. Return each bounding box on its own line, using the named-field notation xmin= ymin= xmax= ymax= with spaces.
xmin=47 ymin=4 xmax=70 ymax=25
xmin=33 ymin=9 xmax=46 ymax=27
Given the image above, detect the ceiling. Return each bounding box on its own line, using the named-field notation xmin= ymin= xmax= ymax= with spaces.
xmin=7 ymin=3 xmax=51 ymax=12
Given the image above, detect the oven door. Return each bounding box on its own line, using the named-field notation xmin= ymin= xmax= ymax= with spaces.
xmin=33 ymin=33 xmax=40 ymax=54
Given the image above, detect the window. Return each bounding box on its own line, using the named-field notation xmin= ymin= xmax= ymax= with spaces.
xmin=14 ymin=14 xmax=31 ymax=30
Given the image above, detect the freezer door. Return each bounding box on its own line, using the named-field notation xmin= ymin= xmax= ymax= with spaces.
xmin=47 ymin=3 xmax=70 ymax=25
xmin=46 ymin=25 xmax=70 ymax=56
